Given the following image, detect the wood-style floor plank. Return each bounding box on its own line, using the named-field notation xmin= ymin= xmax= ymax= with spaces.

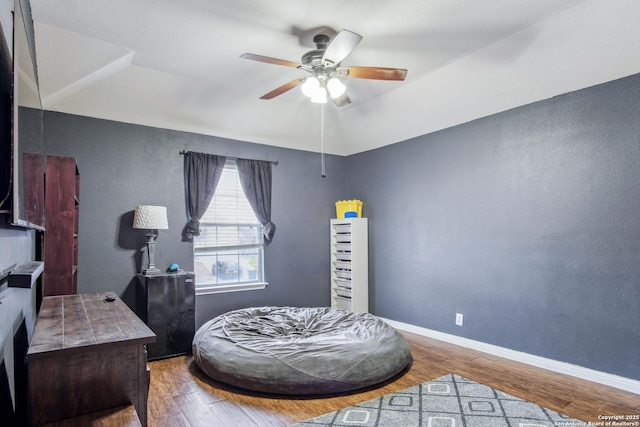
xmin=173 ymin=392 xmax=225 ymax=427
xmin=208 ymin=400 xmax=263 ymax=427
xmin=147 ymin=331 xmax=639 ymax=426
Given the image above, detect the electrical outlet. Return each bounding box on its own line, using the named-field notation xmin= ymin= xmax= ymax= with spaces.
xmin=455 ymin=313 xmax=464 ymax=326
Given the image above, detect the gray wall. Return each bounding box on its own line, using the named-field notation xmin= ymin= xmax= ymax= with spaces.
xmin=42 ymin=112 xmax=347 ymax=325
xmin=347 ymin=73 xmax=640 ymax=380
xmin=0 ymin=228 xmax=33 ymax=271
xmin=16 ymin=71 xmax=638 ymax=383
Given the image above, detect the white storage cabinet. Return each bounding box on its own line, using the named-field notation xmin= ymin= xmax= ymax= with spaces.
xmin=330 ymin=218 xmax=368 ymax=313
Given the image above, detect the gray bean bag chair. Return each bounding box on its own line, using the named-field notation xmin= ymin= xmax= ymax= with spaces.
xmin=192 ymin=306 xmax=412 ymax=395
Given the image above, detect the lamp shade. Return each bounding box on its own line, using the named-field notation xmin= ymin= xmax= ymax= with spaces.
xmin=133 ymin=205 xmax=169 ymax=230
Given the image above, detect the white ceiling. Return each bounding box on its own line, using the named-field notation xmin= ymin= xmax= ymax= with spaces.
xmin=29 ymin=0 xmax=640 ymax=155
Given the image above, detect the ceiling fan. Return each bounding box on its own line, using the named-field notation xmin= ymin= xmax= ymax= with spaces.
xmin=240 ymin=29 xmax=408 ymax=107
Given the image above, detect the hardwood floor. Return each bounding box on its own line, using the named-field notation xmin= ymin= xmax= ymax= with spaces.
xmin=147 ymin=331 xmax=639 ymax=426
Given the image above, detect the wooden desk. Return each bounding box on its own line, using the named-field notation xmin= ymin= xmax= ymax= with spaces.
xmin=27 ymin=293 xmax=155 ymax=426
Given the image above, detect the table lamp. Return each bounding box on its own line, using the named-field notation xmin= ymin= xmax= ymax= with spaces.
xmin=133 ymin=205 xmax=169 ymax=275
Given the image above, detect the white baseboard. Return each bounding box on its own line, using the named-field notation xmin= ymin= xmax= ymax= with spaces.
xmin=381 ymin=317 xmax=640 ymax=396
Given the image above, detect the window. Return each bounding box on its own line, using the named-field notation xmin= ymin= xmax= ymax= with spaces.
xmin=193 ymin=161 xmax=265 ymax=294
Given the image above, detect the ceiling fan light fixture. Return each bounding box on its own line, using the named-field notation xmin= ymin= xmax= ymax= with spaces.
xmin=301 ymin=77 xmax=321 ymax=98
xmin=310 ymin=90 xmax=327 ymax=104
xmin=327 ymin=77 xmax=346 ymax=99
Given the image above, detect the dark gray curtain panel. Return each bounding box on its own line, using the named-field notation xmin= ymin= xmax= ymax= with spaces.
xmin=183 ymin=151 xmax=226 ymax=241
xmin=236 ymin=159 xmax=276 ymax=244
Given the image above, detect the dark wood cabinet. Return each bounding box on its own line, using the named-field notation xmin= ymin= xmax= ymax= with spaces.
xmin=27 ymin=293 xmax=155 ymax=426
xmin=22 ymin=152 xmax=45 ymax=227
xmin=43 ymin=155 xmax=79 ymax=296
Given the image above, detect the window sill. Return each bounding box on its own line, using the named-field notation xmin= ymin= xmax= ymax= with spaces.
xmin=196 ymin=282 xmax=268 ymax=296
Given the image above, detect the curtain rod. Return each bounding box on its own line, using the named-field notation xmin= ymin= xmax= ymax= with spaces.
xmin=179 ymin=150 xmax=278 ymax=166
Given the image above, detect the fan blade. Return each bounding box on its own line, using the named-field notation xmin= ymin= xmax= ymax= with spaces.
xmin=259 ymin=78 xmax=305 ymax=100
xmin=240 ymin=53 xmax=301 ymax=68
xmin=322 ymin=29 xmax=363 ymax=66
xmin=338 ymin=66 xmax=407 ymax=81
xmin=331 ymin=92 xmax=352 ymax=108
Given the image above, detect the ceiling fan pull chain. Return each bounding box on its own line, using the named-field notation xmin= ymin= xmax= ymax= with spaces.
xmin=321 ymin=104 xmax=326 ymax=178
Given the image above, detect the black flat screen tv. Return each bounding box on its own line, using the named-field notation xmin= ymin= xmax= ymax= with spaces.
xmin=0 ymin=0 xmax=44 ymax=229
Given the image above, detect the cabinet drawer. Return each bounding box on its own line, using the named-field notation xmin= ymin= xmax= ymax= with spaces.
xmin=334 ymin=296 xmax=352 ymax=310
xmin=335 ymin=270 xmax=352 ymax=279
xmin=332 ymin=224 xmax=351 ymax=234
xmin=334 ymin=243 xmax=351 ymax=251
xmin=333 ymin=278 xmax=351 ymax=288
xmin=333 ymin=261 xmax=351 ymax=270
xmin=334 ymin=233 xmax=352 ymax=243
xmin=336 ymin=287 xmax=352 ymax=298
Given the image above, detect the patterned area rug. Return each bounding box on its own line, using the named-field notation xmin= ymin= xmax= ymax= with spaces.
xmin=292 ymin=374 xmax=585 ymax=427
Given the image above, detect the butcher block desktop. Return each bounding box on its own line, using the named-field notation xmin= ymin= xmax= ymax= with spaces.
xmin=27 ymin=293 xmax=156 ymax=426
